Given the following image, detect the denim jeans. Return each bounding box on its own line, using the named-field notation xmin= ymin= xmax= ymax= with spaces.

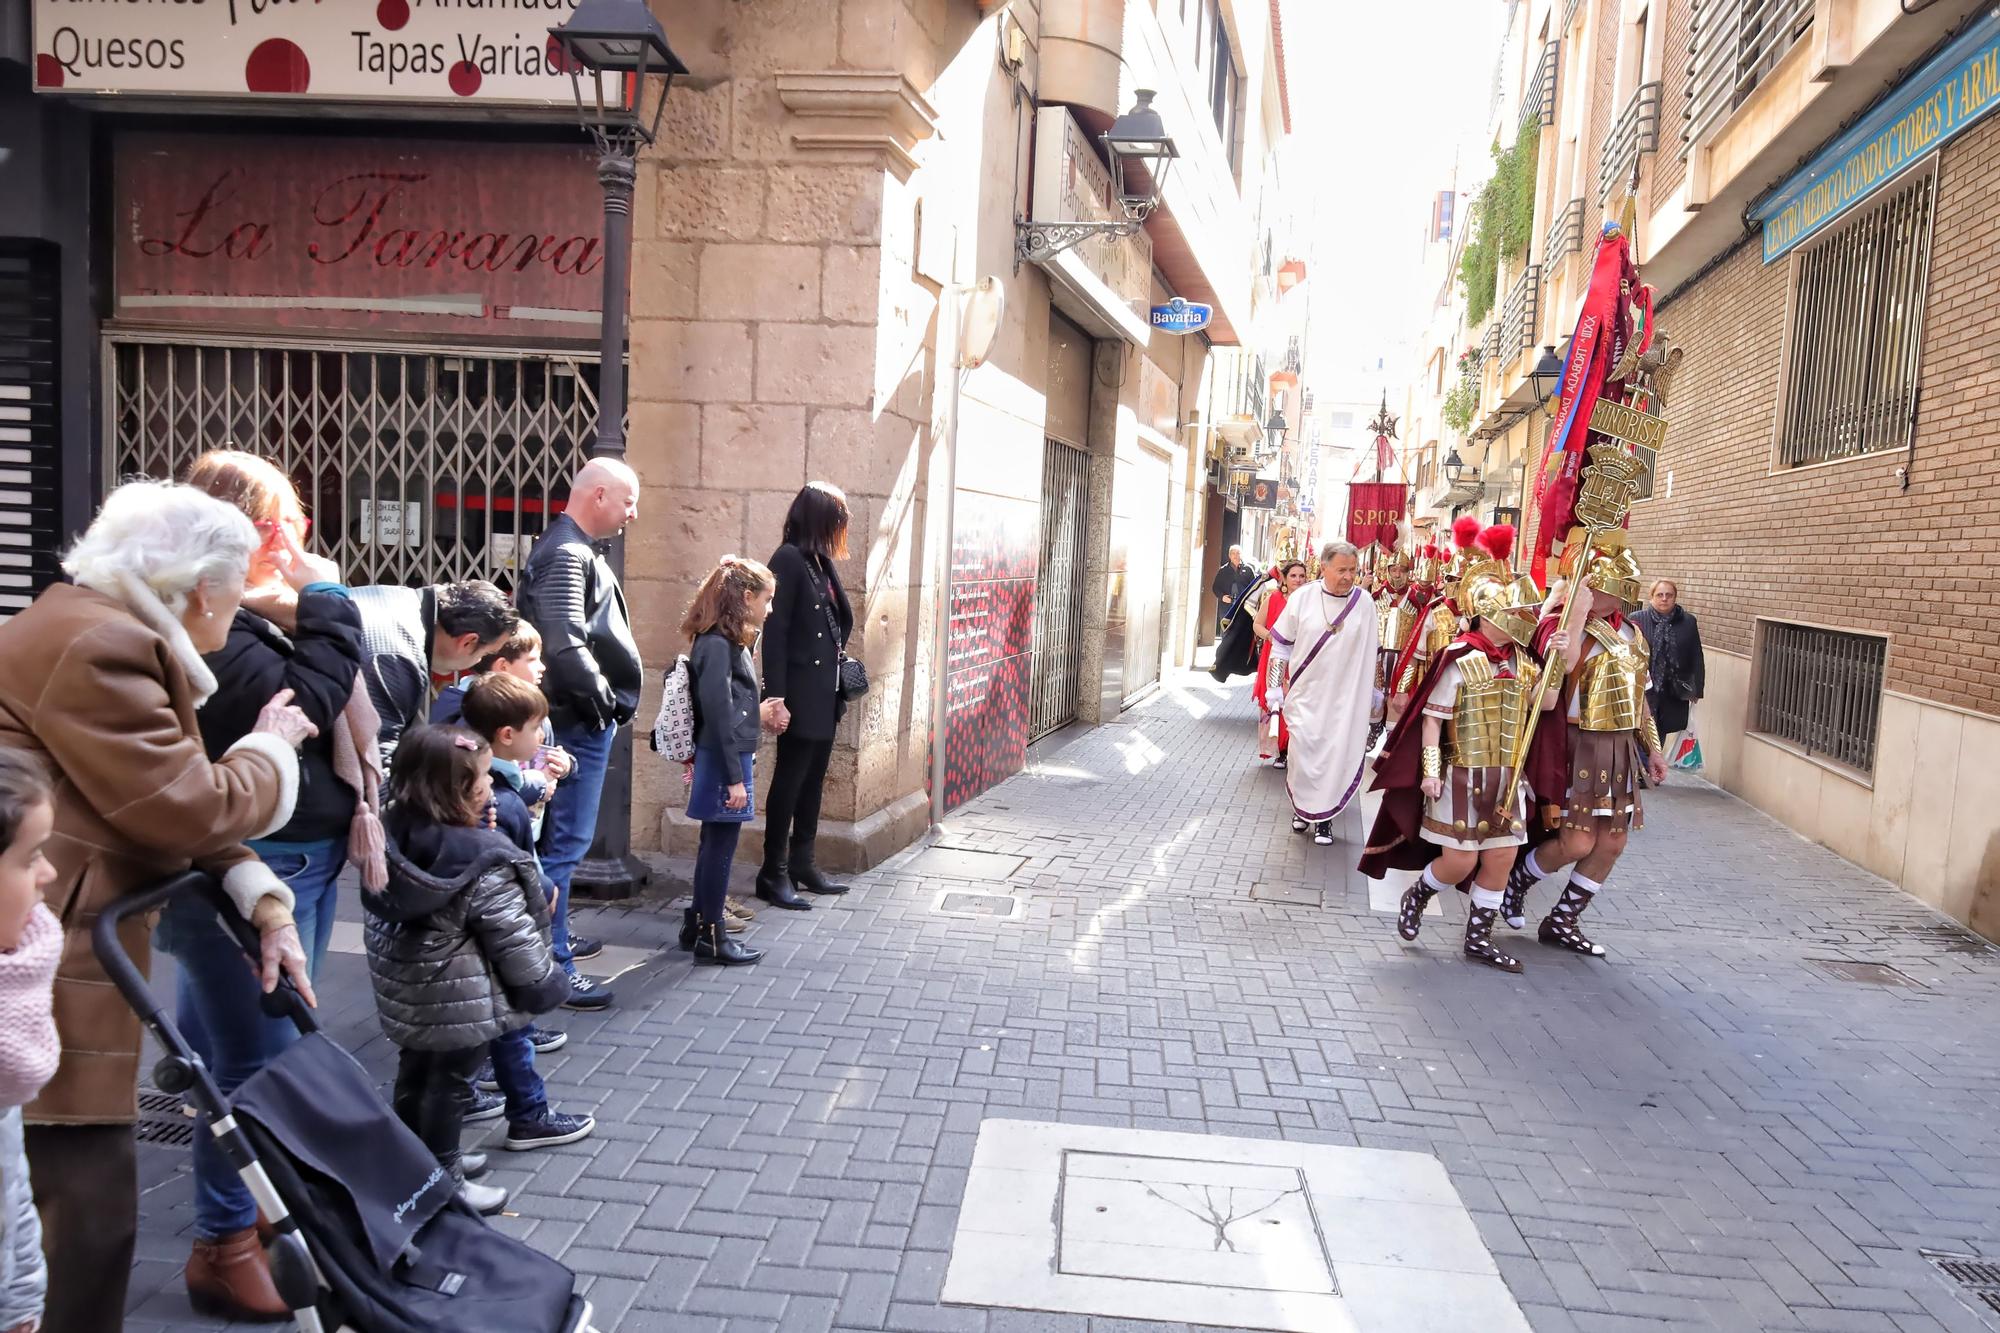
xmin=161 ymin=838 xmax=343 ymax=1239
xmin=488 ymin=1026 xmax=547 ymax=1123
xmin=542 ymin=718 xmax=617 ymax=973
xmin=693 ymin=821 xmax=742 ymax=919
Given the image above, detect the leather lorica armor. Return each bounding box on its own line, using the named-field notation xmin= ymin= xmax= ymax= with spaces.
xmin=1577 ymin=620 xmax=1648 ymax=732
xmin=1443 ymin=652 xmax=1541 ymax=769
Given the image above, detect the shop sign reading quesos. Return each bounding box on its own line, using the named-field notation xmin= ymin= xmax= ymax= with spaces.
xmin=33 ymin=0 xmax=585 ymax=105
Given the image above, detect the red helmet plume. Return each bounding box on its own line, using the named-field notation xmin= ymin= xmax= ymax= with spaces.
xmin=1477 ymin=523 xmax=1516 ymax=562
xmin=1451 ymin=514 xmax=1481 ymax=550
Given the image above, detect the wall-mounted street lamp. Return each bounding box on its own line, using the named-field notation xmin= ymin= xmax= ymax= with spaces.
xmin=1265 ymin=407 xmax=1288 ymax=436
xmin=1017 ymin=90 xmax=1179 ymax=264
xmin=1528 ymin=344 xmax=1564 ymax=407
xmin=546 ymin=0 xmax=687 ymax=898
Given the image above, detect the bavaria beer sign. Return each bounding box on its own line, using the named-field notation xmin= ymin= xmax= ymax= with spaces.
xmin=1149 ymin=297 xmax=1213 ymax=334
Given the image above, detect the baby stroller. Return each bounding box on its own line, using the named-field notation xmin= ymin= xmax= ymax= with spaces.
xmin=96 ymin=871 xmax=600 ymax=1333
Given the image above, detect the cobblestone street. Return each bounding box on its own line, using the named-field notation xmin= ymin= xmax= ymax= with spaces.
xmin=128 ymin=669 xmax=2000 ymax=1333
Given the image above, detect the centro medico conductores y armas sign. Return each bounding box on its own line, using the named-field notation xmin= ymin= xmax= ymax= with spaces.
xmin=115 ymin=134 xmax=604 ymax=341
xmin=32 ymin=0 xmax=584 ymax=104
xmin=1751 ymin=12 xmax=2000 ymax=263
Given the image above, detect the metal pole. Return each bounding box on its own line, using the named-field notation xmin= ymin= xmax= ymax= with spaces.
xmin=571 ymin=144 xmax=650 ymax=899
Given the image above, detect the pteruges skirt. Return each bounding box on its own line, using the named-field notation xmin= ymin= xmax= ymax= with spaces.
xmin=1422 ymin=764 xmax=1529 ymax=851
xmin=1560 ymin=729 xmax=1643 ymax=831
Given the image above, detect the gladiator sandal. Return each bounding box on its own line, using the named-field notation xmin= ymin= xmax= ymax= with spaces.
xmin=1396 ymin=882 xmax=1437 ymax=941
xmin=1500 ymin=856 xmax=1537 ymax=930
xmin=1538 ymin=883 xmax=1607 ymax=957
xmin=1464 ymin=905 xmax=1523 ymax=972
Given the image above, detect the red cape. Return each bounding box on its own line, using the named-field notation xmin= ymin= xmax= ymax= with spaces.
xmin=1386 ymin=595 xmax=1455 ymax=701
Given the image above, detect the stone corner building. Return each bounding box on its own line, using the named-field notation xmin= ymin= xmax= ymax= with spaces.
xmin=1395 ymin=0 xmax=2000 ymax=937
xmin=623 ymin=0 xmax=1308 ymax=868
xmin=0 ymin=0 xmax=1308 ymax=876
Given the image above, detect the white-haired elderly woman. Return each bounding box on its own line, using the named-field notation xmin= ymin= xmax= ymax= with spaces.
xmin=0 ymin=480 xmax=316 ymax=1333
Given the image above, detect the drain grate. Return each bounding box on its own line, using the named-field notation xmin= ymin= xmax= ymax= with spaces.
xmin=1926 ymin=1251 xmax=2000 ymax=1316
xmin=135 ymin=1089 xmax=196 ymax=1147
xmin=932 ymin=889 xmax=1023 ymax=921
xmin=1806 ymin=958 xmax=1925 ymax=989
xmin=1250 ymin=881 xmax=1324 ymax=908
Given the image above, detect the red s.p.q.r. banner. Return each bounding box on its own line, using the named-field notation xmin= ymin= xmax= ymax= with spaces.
xmin=1346 ymin=482 xmax=1405 ymax=548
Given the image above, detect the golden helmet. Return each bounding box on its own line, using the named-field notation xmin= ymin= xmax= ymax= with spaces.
xmin=1459 ymin=525 xmax=1539 ymax=645
xmin=1562 ymin=530 xmax=1645 ymax=607
xmin=1410 ymin=542 xmax=1444 ymax=587
xmin=1378 ymin=546 xmax=1412 ymax=590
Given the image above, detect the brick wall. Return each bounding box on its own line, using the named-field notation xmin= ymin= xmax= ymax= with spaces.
xmin=1629 ymin=111 xmax=2000 ymax=715
xmin=1581 ymin=0 xmax=1622 ymax=199
xmin=1651 ymin=0 xmax=1692 ymax=201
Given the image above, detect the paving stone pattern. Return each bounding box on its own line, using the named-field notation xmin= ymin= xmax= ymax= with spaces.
xmin=125 ymin=670 xmax=2000 ymax=1332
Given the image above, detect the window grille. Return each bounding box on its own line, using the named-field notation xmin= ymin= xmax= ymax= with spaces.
xmin=1777 ymin=168 xmax=1935 ymax=468
xmin=1502 ymin=265 xmax=1541 ymax=359
xmin=1754 ymin=621 xmax=1887 ymax=774
xmin=1598 ymin=81 xmax=1662 ymax=200
xmin=1683 ymin=0 xmax=1814 ymax=158
xmin=0 ymin=241 xmax=64 ymax=621
xmin=1544 ymin=198 xmax=1586 ymax=273
xmin=1520 ymin=42 xmax=1559 ymax=133
xmin=106 ymin=338 xmax=600 ymax=592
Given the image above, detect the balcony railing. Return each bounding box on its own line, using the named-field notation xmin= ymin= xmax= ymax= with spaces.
xmin=1683 ymin=0 xmax=1814 ymax=158
xmin=1561 ymin=0 xmax=1583 ymax=34
xmin=1543 ymin=197 xmax=1585 ymax=273
xmin=1481 ymin=321 xmax=1502 ymax=365
xmin=1520 ymin=42 xmax=1559 ymax=133
xmin=1501 ymin=265 xmax=1541 ymax=361
xmin=1598 ymin=80 xmax=1662 ymax=200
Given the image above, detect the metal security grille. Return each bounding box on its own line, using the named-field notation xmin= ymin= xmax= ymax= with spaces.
xmin=0 ymin=240 xmax=65 ymax=621
xmin=1754 ymin=621 xmax=1887 ymax=774
xmin=1520 ymin=41 xmax=1558 ymax=133
xmin=1683 ymin=0 xmax=1814 ymax=157
xmin=1502 ymin=264 xmax=1541 ymax=359
xmin=1029 ymin=438 xmax=1090 ymax=741
xmin=106 ymin=337 xmax=600 ymax=591
xmin=1598 ymin=81 xmax=1662 ymax=200
xmin=1778 ymin=169 xmax=1935 ymax=468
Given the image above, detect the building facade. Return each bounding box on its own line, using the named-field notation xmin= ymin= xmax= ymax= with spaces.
xmin=0 ymin=0 xmax=1296 ymax=874
xmin=1394 ymin=0 xmax=2000 ymax=934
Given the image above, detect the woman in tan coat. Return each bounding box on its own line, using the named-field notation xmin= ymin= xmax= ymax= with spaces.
xmin=0 ymin=480 xmax=315 ymax=1333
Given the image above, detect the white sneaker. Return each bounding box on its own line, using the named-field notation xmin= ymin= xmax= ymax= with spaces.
xmin=1291 ymin=815 xmax=1309 ymax=834
xmin=1313 ymin=821 xmax=1334 ymax=845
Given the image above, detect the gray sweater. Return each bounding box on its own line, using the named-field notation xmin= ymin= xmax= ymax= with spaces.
xmin=690 ymin=630 xmax=761 ymax=783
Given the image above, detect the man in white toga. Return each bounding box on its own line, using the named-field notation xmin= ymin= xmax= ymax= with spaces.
xmin=1269 ymin=541 xmax=1382 ymax=845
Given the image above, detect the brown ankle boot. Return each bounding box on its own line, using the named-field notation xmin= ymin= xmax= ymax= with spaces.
xmin=186 ymin=1227 xmax=289 ymax=1320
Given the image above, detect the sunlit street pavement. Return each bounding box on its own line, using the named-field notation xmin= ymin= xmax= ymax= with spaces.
xmin=128 ymin=670 xmax=2000 ymax=1333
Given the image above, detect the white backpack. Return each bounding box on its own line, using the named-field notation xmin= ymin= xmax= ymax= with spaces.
xmin=649 ymin=656 xmax=697 ymax=762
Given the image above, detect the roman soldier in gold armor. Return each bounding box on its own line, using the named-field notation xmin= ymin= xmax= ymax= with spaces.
xmin=1379 ymin=541 xmax=1440 ymax=725
xmin=1503 ymin=529 xmax=1669 ymax=957
xmin=1359 ymin=525 xmax=1559 ymax=971
xmin=1387 ymin=514 xmax=1482 ymax=710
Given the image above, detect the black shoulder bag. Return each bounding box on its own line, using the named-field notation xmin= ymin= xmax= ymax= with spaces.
xmin=807 ymin=556 xmax=868 ymax=702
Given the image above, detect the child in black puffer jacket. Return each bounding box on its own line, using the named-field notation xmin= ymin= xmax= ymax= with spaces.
xmin=364 ymin=725 xmax=569 ymax=1216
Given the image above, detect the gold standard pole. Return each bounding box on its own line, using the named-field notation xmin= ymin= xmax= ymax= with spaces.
xmin=1497 ymin=526 xmax=1595 ymax=817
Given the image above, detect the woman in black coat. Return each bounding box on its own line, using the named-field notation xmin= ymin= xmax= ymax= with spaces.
xmin=756 ymin=482 xmax=856 ymax=911
xmin=1630 ymin=578 xmax=1705 ymax=736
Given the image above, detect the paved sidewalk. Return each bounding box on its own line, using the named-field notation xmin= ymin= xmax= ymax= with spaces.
xmin=126 ymin=669 xmax=2000 ymax=1332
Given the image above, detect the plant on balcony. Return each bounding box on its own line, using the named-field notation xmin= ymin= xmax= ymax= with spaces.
xmin=1456 ymin=120 xmax=1540 ymax=326
xmin=1442 ymin=349 xmax=1481 ymax=434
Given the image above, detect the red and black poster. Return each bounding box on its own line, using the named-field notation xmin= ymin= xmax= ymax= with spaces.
xmin=115 ymin=134 xmax=604 ymax=341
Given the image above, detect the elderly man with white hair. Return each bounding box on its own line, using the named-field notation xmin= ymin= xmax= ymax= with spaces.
xmin=1268 ymin=541 xmax=1382 ymax=845
xmin=515 ymin=457 xmax=643 ymax=1011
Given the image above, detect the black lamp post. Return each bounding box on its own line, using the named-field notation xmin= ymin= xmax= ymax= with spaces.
xmin=1443 ymin=448 xmax=1465 ymax=487
xmin=549 ymin=0 xmax=686 ymax=898
xmin=1528 ymin=344 xmax=1564 ymax=406
xmin=1265 ymin=407 xmax=1288 ymax=436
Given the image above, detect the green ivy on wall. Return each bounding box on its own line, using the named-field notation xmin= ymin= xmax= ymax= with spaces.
xmin=1456 ymin=120 xmax=1541 ymax=327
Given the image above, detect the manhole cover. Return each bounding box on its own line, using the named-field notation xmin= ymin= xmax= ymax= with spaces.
xmin=1251 ymin=881 xmax=1324 ymax=907
xmin=909 ymin=846 xmax=1027 ymax=881
xmin=135 ymin=1089 xmax=196 ymax=1147
xmin=1925 ymin=1251 xmax=2000 ymax=1316
xmin=932 ymin=889 xmax=1023 ymax=920
xmin=1806 ymin=958 xmax=1925 ymax=989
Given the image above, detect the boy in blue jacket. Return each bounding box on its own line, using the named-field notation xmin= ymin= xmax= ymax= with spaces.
xmin=458 ymin=673 xmax=596 ymax=1152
